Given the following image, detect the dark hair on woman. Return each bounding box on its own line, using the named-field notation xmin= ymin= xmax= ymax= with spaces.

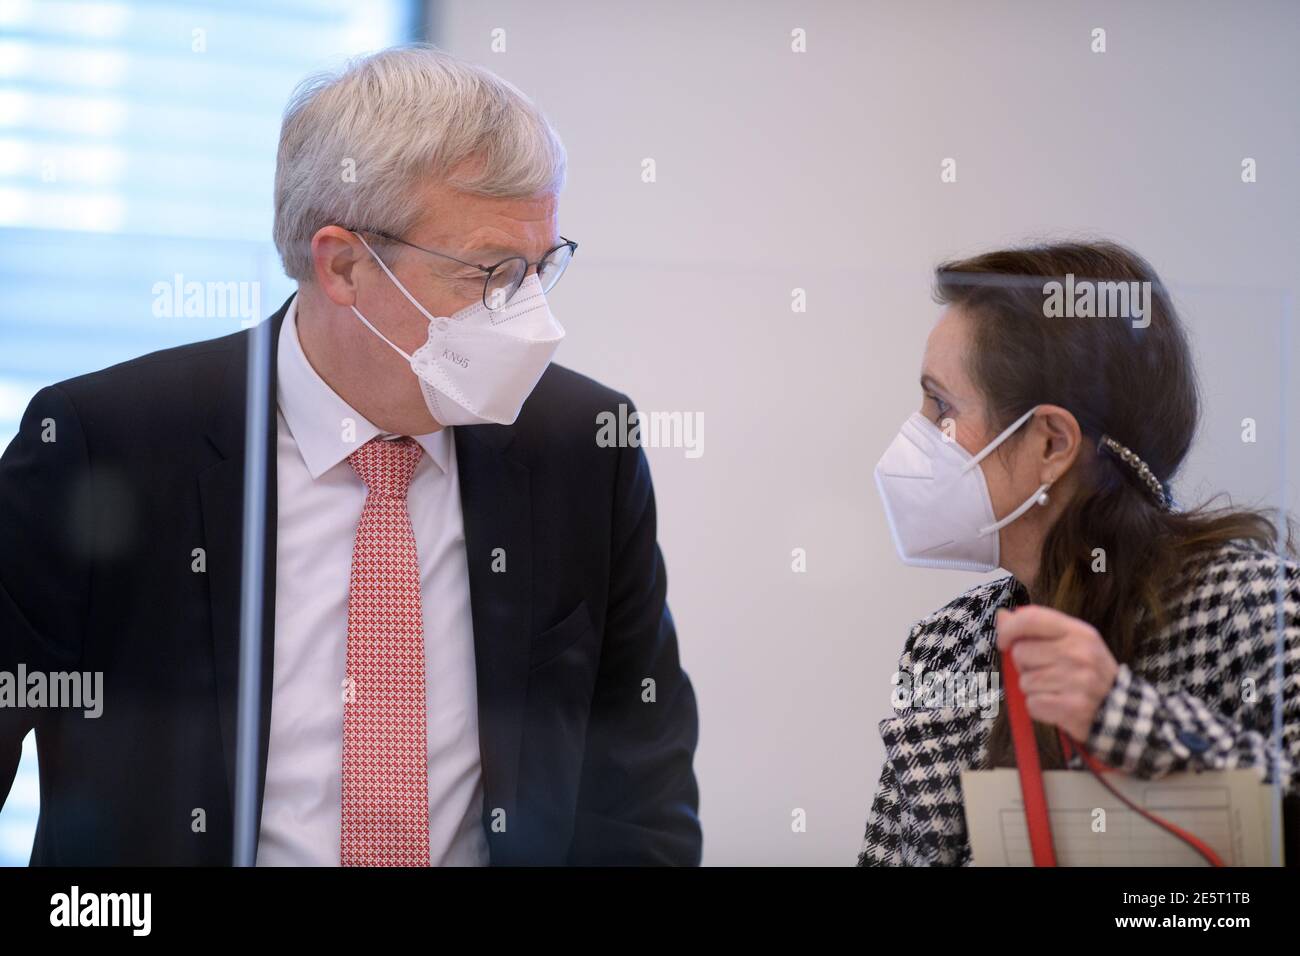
xmin=933 ymin=239 xmax=1295 ymax=771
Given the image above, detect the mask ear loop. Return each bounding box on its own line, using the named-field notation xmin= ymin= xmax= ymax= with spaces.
xmin=953 ymin=404 xmax=1052 ymax=537
xmin=978 ymin=481 xmax=1051 ymax=536
xmin=349 ymin=230 xmax=464 ymax=365
xmin=959 ymin=404 xmax=1040 ymax=474
xmin=350 ymin=304 xmax=415 ymax=363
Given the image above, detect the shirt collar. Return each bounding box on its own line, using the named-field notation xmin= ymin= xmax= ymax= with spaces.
xmin=276 ymin=293 xmax=451 ymax=480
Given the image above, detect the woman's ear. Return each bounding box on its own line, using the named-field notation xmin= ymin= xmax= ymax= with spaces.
xmin=1034 ymin=404 xmax=1083 ymax=482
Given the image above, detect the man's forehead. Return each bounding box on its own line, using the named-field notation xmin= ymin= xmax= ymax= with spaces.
xmin=418 ymin=183 xmax=556 ymax=238
xmin=404 ymin=195 xmax=560 ymax=262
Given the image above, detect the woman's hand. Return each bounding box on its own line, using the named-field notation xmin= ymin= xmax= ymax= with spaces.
xmin=994 ymin=605 xmax=1120 ymax=742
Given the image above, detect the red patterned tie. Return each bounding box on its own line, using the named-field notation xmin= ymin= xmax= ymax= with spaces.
xmin=340 ymin=436 xmax=430 ymax=866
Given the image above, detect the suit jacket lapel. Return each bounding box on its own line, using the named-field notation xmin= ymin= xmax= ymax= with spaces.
xmin=453 ymin=423 xmax=532 ymax=853
xmin=198 ymin=300 xmax=289 ymax=857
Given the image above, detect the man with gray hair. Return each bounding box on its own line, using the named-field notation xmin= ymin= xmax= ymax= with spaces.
xmin=0 ymin=45 xmax=701 ymax=866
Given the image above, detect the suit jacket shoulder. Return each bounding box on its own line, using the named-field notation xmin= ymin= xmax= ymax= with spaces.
xmin=45 ymin=327 xmax=245 ymax=456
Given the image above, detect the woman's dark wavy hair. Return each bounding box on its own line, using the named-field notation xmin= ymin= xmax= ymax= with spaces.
xmin=933 ymin=239 xmax=1295 ymax=770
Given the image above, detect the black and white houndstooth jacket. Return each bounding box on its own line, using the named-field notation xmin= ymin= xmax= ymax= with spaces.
xmin=857 ymin=540 xmax=1300 ymax=866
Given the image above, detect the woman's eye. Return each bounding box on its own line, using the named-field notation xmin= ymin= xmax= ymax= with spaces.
xmin=926 ymin=392 xmax=950 ymax=417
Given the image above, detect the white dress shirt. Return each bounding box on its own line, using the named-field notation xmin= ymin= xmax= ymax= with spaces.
xmin=255 ymin=294 xmax=490 ymax=866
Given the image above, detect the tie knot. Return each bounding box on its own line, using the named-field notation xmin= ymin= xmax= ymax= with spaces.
xmin=348 ymin=436 xmax=423 ymax=499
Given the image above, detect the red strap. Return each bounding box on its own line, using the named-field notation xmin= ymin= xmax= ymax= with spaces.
xmin=1002 ymin=644 xmax=1057 ymax=865
xmin=1003 ymin=636 xmax=1224 ymax=867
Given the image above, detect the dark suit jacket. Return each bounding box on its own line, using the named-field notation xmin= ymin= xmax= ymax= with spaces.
xmin=0 ymin=296 xmax=701 ymax=865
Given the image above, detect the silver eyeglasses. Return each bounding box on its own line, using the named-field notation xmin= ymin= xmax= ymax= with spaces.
xmin=349 ymin=227 xmax=577 ymax=312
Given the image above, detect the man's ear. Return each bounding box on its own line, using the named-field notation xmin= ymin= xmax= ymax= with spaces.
xmin=1034 ymin=404 xmax=1082 ymax=482
xmin=310 ymin=226 xmax=366 ymax=306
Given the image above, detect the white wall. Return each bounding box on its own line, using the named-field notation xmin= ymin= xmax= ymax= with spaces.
xmin=430 ymin=0 xmax=1300 ymax=864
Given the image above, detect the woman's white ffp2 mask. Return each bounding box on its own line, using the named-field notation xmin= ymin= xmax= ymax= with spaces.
xmin=873 ymin=405 xmax=1050 ymax=572
xmin=349 ymin=232 xmax=565 ymax=427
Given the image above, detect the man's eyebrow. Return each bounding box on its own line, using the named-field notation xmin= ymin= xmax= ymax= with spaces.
xmin=459 ymin=244 xmax=518 ymax=263
xmin=459 ymin=238 xmax=561 ymax=264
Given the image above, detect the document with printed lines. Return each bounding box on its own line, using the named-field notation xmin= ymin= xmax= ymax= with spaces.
xmin=960 ymin=768 xmax=1283 ymax=866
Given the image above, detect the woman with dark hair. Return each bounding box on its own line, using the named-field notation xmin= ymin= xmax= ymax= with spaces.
xmin=858 ymin=240 xmax=1298 ymax=866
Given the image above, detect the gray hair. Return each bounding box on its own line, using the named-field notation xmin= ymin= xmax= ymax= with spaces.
xmin=273 ymin=44 xmax=567 ymax=281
